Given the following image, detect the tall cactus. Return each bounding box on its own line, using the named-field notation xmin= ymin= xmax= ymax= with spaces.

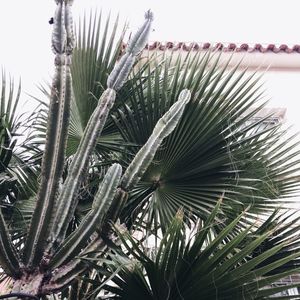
xmin=0 ymin=1 xmax=191 ymax=297
xmin=47 ymin=10 xmax=154 ymax=250
xmin=23 ymin=0 xmax=75 ymax=269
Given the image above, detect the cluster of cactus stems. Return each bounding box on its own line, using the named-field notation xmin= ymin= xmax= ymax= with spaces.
xmin=0 ymin=0 xmax=191 ymax=297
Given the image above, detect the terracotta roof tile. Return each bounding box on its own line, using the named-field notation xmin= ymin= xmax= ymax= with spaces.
xmin=143 ymin=42 xmax=300 ymax=54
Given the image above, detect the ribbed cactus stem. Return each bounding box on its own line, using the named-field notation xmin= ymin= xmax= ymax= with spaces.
xmin=107 ymin=53 xmax=135 ymax=91
xmin=121 ymin=89 xmax=191 ymax=190
xmin=52 ymin=2 xmax=67 ymax=54
xmin=126 ymin=10 xmax=153 ymax=55
xmin=23 ymin=0 xmax=74 ymax=268
xmin=49 ymin=88 xmax=116 ymax=247
xmin=101 ymin=188 xmax=128 ymax=238
xmin=48 ymin=164 xmax=122 ymax=269
xmin=107 ymin=10 xmax=153 ymax=90
xmin=49 ymin=11 xmax=155 ymax=250
xmin=64 ymin=0 xmax=75 ymax=54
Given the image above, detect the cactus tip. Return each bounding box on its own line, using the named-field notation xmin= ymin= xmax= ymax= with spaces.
xmin=179 ymin=89 xmax=191 ymax=103
xmin=145 ymin=10 xmax=154 ymax=21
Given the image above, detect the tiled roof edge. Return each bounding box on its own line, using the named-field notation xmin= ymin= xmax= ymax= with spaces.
xmin=142 ymin=42 xmax=300 ymax=53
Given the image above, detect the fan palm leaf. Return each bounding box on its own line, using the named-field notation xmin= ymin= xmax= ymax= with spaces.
xmin=113 ymin=52 xmax=300 ymax=230
xmin=95 ymin=206 xmax=300 ymax=300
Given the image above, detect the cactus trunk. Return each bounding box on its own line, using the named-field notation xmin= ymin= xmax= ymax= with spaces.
xmin=0 ymin=4 xmax=192 ymax=297
xmin=23 ymin=0 xmax=75 ymax=269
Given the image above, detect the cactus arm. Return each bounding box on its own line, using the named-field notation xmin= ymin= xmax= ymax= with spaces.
xmin=107 ymin=10 xmax=153 ymax=91
xmin=50 ymin=11 xmax=153 ymax=247
xmin=0 ymin=210 xmax=21 ymax=278
xmin=51 ymin=1 xmax=67 ymax=54
xmin=107 ymin=53 xmax=135 ymax=91
xmin=42 ymin=262 xmax=84 ymax=294
xmin=49 ymin=88 xmax=116 ymax=245
xmin=23 ymin=0 xmax=74 ymax=268
xmin=64 ymin=1 xmax=74 ymax=55
xmin=48 ymin=163 xmax=122 ymax=269
xmin=126 ymin=10 xmax=153 ymax=55
xmin=121 ymin=89 xmax=191 ymax=190
xmin=101 ymin=188 xmax=128 ymax=237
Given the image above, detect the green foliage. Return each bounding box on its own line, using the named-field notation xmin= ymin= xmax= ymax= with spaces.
xmin=0 ymin=0 xmax=300 ymax=298
xmin=117 ymin=53 xmax=300 ymax=232
xmin=91 ymin=207 xmax=300 ymax=300
xmin=0 ymin=73 xmax=39 ymax=203
xmin=0 ymin=2 xmax=190 ymax=297
xmin=0 ymin=71 xmax=41 ymax=284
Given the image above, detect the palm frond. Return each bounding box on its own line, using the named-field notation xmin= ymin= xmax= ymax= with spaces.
xmin=95 ymin=208 xmax=300 ymax=300
xmin=0 ymin=71 xmax=39 ymax=216
xmin=114 ymin=52 xmax=300 ymax=231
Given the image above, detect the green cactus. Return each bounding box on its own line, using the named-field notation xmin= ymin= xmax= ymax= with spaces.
xmin=23 ymin=0 xmax=75 ymax=269
xmin=0 ymin=1 xmax=190 ymax=296
xmin=48 ymin=163 xmax=122 ymax=269
xmin=121 ymin=89 xmax=191 ymax=191
xmin=1 ymin=1 xmax=300 ymax=299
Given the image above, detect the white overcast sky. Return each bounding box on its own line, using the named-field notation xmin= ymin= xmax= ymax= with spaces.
xmin=0 ymin=0 xmax=299 ymax=127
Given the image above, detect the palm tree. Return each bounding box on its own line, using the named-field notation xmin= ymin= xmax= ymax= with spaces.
xmin=1 ymin=0 xmax=300 ymax=298
xmin=90 ymin=205 xmax=300 ymax=299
